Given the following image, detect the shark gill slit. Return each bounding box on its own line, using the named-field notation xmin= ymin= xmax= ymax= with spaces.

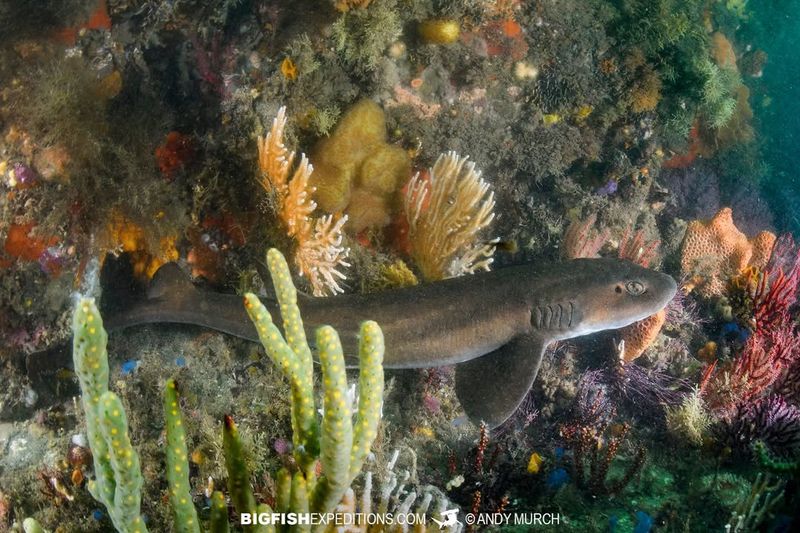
xmin=533 ymin=301 xmax=574 ymax=330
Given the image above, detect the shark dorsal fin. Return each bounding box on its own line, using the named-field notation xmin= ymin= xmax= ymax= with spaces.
xmin=455 ymin=334 xmax=547 ymax=429
xmin=147 ymin=263 xmax=193 ymax=299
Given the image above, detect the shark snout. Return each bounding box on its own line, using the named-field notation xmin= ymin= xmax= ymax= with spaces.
xmin=652 ymin=271 xmax=678 ymax=308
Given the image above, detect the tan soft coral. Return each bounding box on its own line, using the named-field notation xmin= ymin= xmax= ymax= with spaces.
xmin=680 ymin=207 xmax=775 ymax=297
xmin=624 ymin=50 xmax=662 ymax=114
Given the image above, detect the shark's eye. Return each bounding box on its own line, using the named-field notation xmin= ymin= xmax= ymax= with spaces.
xmin=625 ymin=280 xmax=645 ymax=295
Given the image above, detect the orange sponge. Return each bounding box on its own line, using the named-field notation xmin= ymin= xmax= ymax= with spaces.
xmin=619 ymin=309 xmax=666 ymax=363
xmin=680 ymin=207 xmax=775 ymax=297
xmin=310 ymin=100 xmax=411 ymax=233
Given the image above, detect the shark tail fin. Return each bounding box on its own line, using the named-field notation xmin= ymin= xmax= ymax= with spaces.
xmin=98 ymin=253 xmax=149 ymax=319
xmin=455 ymin=334 xmax=547 ymax=429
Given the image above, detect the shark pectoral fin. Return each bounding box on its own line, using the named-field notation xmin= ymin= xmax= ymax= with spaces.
xmin=455 ymin=334 xmax=547 ymax=429
xmin=147 ymin=263 xmax=193 ymax=299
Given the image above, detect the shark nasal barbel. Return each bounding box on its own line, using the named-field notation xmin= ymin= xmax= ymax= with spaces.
xmin=29 ymin=258 xmax=676 ymax=428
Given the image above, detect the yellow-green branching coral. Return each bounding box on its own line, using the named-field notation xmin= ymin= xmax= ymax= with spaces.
xmin=208 ymin=491 xmax=230 ymax=533
xmin=73 ymin=298 xmax=147 ymax=533
xmin=311 ymin=320 xmax=383 ymax=513
xmin=275 ymin=468 xmax=292 ymax=514
xmin=223 ymin=416 xmax=258 ymax=523
xmin=255 ymin=504 xmax=276 ymax=533
xmin=312 ymin=322 xmax=384 ymax=513
xmin=290 ymin=472 xmax=311 ymax=533
xmin=221 ymin=416 xmax=273 ymax=533
xmin=73 ymin=298 xmax=113 ymax=500
xmin=244 ymin=249 xmax=320 ymax=472
xmin=350 ymin=321 xmax=384 ymax=480
xmin=311 ymin=326 xmax=354 ymax=513
xmin=98 ymin=392 xmax=147 ymax=532
xmin=164 ymin=379 xmax=200 ymax=533
xmin=244 ymin=248 xmax=385 ymax=515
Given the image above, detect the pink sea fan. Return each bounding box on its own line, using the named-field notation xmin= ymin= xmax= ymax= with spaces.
xmin=730 ymin=323 xmax=800 ymax=404
xmin=774 ymin=358 xmax=800 ymax=406
xmin=561 ymin=213 xmax=610 ymax=259
xmin=617 ymin=226 xmax=660 ymax=267
xmin=752 ymin=234 xmax=800 ymax=335
xmin=727 ymin=395 xmax=800 ymax=458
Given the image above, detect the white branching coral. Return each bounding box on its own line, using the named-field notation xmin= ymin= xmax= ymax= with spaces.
xmin=403 ymin=151 xmax=496 ymax=281
xmin=294 ymin=214 xmax=350 ymax=296
xmin=257 ymin=107 xmax=350 ymax=296
xmin=335 ymin=448 xmax=463 ymax=533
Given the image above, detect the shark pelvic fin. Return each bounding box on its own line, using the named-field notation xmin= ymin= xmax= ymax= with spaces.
xmin=455 ymin=334 xmax=547 ymax=429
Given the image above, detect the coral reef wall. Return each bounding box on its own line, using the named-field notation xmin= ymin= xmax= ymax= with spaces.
xmin=1 ymin=0 xmax=798 ymax=531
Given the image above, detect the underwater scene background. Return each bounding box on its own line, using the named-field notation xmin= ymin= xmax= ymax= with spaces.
xmin=1 ymin=0 xmax=799 ymax=531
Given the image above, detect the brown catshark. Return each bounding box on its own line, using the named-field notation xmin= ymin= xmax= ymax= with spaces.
xmin=68 ymin=257 xmax=676 ymax=428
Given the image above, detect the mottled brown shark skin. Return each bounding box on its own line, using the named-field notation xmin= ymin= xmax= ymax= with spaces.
xmin=100 ymin=258 xmax=676 ymax=428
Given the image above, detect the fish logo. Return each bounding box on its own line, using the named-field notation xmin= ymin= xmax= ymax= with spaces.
xmin=431 ymin=508 xmax=460 ymax=529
